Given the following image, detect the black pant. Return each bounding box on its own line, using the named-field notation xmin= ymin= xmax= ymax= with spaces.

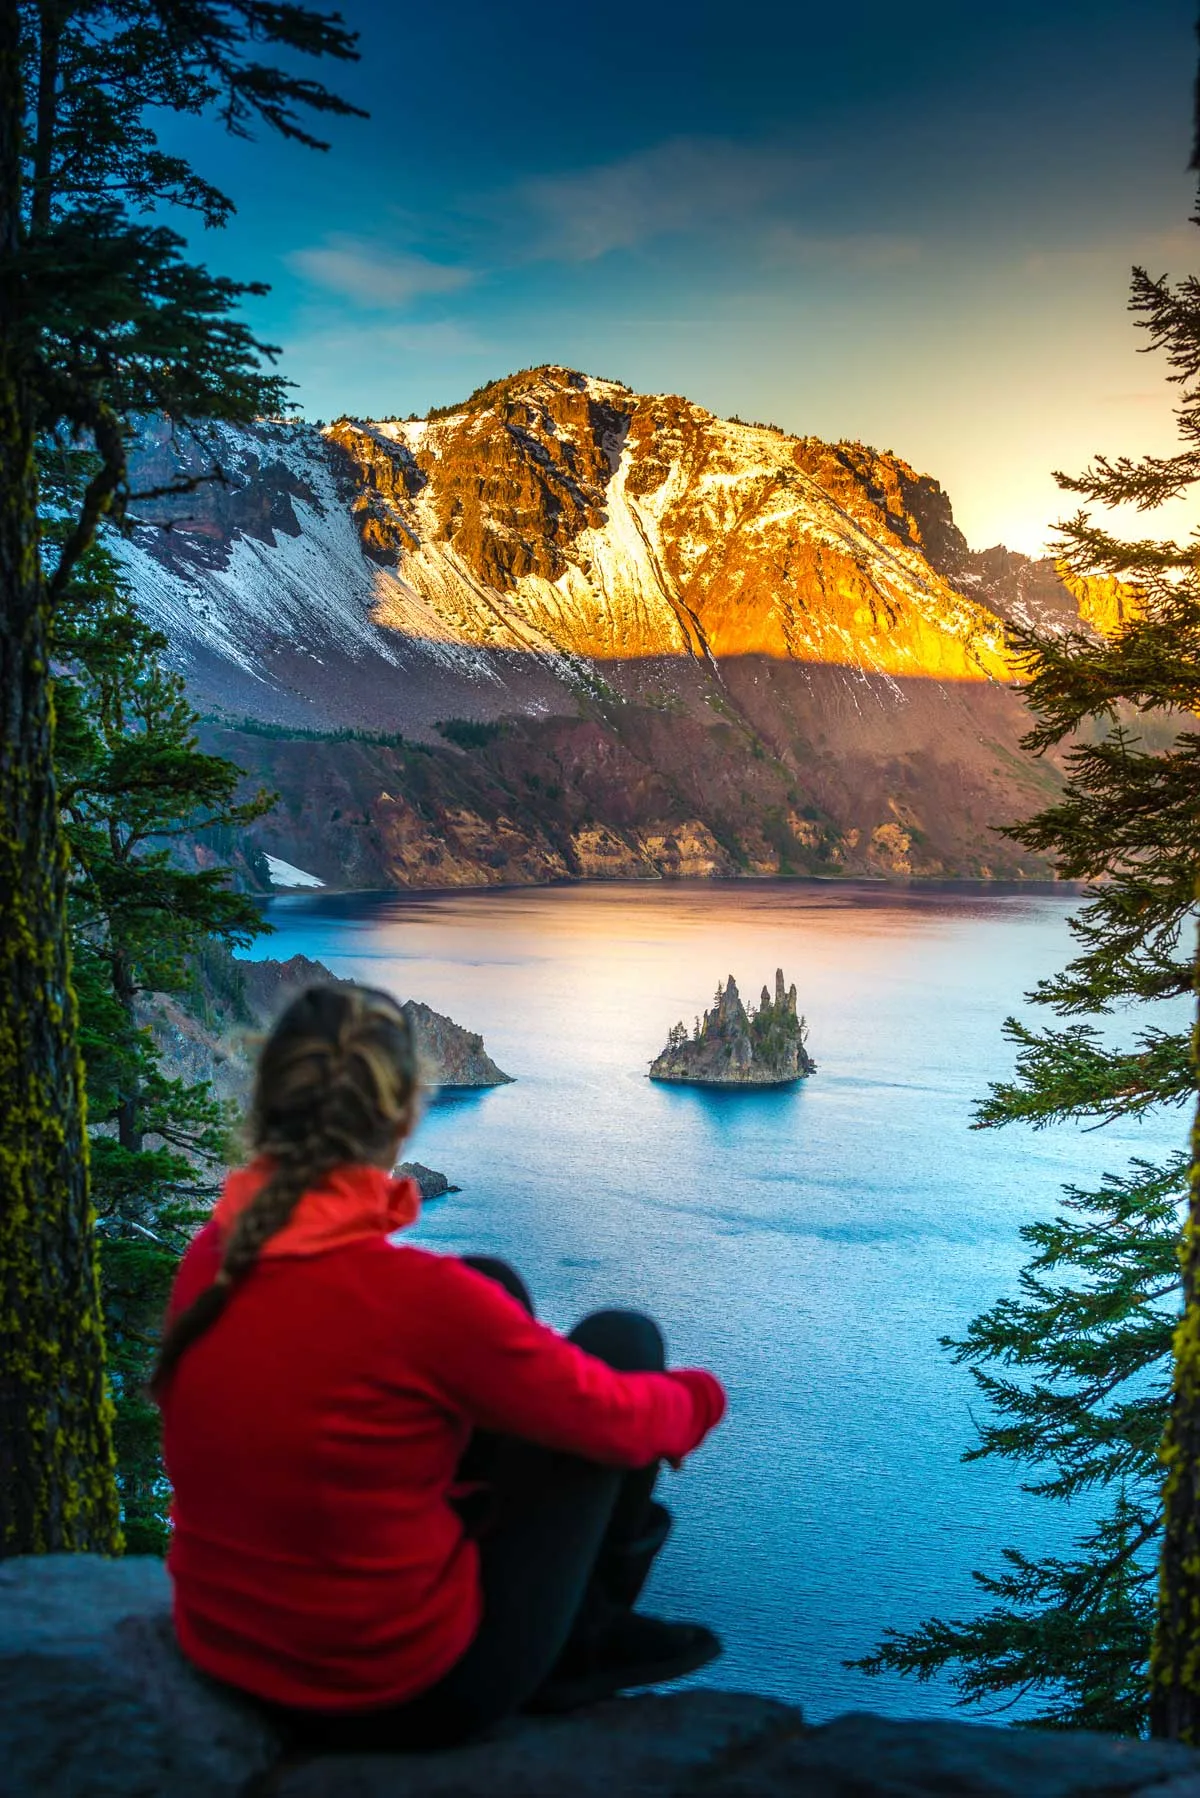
xmin=269 ymin=1259 xmax=667 ymax=1751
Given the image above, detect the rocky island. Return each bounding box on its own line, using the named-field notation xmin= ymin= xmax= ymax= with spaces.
xmin=397 ymin=1162 xmax=462 ymax=1201
xmin=650 ymin=970 xmax=815 ymax=1087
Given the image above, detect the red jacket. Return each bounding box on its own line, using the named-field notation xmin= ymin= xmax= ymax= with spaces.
xmin=161 ymin=1219 xmax=725 ymax=1710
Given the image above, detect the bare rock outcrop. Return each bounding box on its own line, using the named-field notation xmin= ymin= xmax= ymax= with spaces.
xmin=398 ymin=994 xmax=512 ymax=1090
xmin=4 ymin=1555 xmax=1199 ymax=1798
xmin=237 ymin=955 xmax=513 ymax=1091
xmin=650 ymin=970 xmax=815 ymax=1087
xmin=397 ymin=1162 xmax=460 ymax=1201
xmin=148 ymin=952 xmax=512 ymax=1123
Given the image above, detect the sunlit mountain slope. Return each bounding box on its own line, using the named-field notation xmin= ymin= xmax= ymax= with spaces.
xmin=119 ymin=366 xmax=1086 ymax=885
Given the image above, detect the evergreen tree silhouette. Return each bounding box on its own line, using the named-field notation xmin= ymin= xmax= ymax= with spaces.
xmin=0 ymin=0 xmax=361 ymax=1556
xmin=861 ymin=67 xmax=1200 ymax=1733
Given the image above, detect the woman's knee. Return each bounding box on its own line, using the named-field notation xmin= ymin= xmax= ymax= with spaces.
xmin=461 ymin=1256 xmax=534 ymax=1315
xmin=569 ymin=1309 xmax=665 ymax=1373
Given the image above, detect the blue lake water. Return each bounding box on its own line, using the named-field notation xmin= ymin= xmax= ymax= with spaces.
xmin=243 ymin=879 xmax=1183 ymax=1724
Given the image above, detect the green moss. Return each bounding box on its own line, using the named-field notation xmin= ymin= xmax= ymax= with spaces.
xmin=0 ymin=512 xmax=121 ymax=1554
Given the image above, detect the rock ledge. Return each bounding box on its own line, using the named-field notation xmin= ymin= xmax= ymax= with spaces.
xmin=3 ymin=1555 xmax=1198 ymax=1798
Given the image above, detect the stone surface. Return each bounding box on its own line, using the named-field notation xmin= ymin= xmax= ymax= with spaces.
xmin=650 ymin=971 xmax=816 ymax=1087
xmin=6 ymin=1556 xmax=1200 ymax=1797
xmin=718 ymin=1712 xmax=1200 ymax=1797
xmin=273 ymin=1691 xmax=803 ymax=1798
xmin=0 ymin=1555 xmax=281 ymax=1798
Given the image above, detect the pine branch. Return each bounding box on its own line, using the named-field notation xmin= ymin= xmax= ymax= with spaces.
xmin=975 ymin=1021 xmax=1193 ymax=1128
xmin=1055 ymin=450 xmax=1200 ymax=512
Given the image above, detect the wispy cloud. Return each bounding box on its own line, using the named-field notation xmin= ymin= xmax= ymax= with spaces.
xmin=763 ymin=226 xmax=921 ymax=271
xmin=288 ymin=235 xmax=473 ymax=308
xmin=519 ymin=137 xmax=817 ymax=261
xmin=291 ymin=319 xmax=486 ymax=360
xmin=1022 ymin=228 xmax=1194 ymax=277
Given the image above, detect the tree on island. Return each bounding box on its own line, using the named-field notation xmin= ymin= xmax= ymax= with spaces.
xmin=860 ymin=132 xmax=1200 ymax=1734
xmin=0 ymin=2 xmax=361 ymax=1556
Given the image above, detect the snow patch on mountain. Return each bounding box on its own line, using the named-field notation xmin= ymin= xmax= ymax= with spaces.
xmin=118 ymin=434 xmax=392 ymax=677
xmin=118 ymin=430 xmax=561 ymax=693
xmin=263 ymin=854 xmax=324 ymax=888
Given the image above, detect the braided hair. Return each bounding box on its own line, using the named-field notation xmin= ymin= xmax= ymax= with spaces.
xmin=150 ymin=982 xmax=420 ymax=1398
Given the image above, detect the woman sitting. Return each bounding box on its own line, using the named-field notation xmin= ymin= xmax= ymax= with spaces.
xmin=154 ymin=982 xmax=727 ymax=1750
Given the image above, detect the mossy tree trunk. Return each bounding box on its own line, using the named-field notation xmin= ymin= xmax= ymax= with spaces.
xmin=1151 ymin=909 xmax=1200 ymax=1739
xmin=0 ymin=0 xmax=120 ymax=1557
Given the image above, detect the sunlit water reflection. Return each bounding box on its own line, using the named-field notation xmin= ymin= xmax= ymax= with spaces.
xmin=243 ymin=880 xmax=1182 ymax=1722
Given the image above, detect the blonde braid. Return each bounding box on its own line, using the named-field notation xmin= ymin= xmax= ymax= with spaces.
xmin=151 ymin=983 xmax=420 ymax=1397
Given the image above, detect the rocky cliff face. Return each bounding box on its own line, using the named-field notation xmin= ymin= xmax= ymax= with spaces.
xmin=326 ymin=373 xmax=1025 ymax=681
xmin=119 ymin=366 xmax=1094 ymax=884
xmin=149 ymin=953 xmax=512 ymax=1119
xmin=399 ymin=997 xmax=513 ymax=1089
xmin=650 ymin=971 xmax=815 ymax=1086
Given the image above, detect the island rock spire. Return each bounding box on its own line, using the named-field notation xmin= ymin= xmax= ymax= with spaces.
xmin=649 ymin=970 xmax=816 ymax=1086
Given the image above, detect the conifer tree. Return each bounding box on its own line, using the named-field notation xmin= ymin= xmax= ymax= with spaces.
xmin=858 ymin=237 xmax=1200 ymax=1739
xmin=54 ymin=536 xmax=270 ymax=1548
xmin=0 ymin=1 xmax=361 ymax=1555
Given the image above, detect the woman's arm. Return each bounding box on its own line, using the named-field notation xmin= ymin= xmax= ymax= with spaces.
xmin=410 ymin=1258 xmax=725 ymax=1467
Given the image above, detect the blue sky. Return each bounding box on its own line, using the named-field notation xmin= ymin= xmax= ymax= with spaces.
xmin=166 ymin=0 xmax=1196 ymax=553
